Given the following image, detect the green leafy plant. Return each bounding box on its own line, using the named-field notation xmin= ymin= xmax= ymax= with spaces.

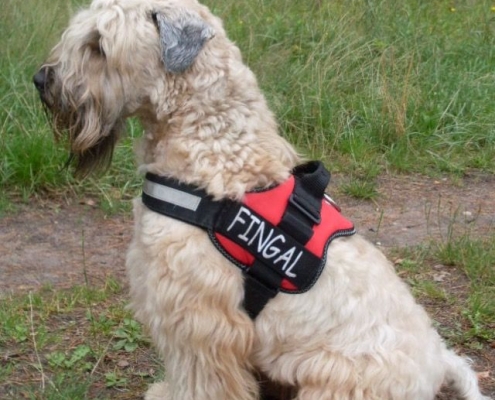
xmin=112 ymin=318 xmax=147 ymax=353
xmin=105 ymin=371 xmax=128 ymax=388
xmin=47 ymin=345 xmax=92 ymax=370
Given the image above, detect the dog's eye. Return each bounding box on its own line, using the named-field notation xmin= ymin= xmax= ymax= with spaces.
xmin=87 ymin=41 xmax=106 ymax=58
xmin=86 ymin=31 xmax=106 ymax=58
xmin=150 ymin=12 xmax=158 ymax=26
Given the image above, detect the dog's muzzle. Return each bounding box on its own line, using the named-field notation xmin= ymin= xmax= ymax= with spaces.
xmin=33 ymin=66 xmax=52 ymax=103
xmin=33 ymin=67 xmax=48 ymax=91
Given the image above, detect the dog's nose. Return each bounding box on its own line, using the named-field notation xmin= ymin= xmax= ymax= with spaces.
xmin=33 ymin=67 xmax=49 ymax=92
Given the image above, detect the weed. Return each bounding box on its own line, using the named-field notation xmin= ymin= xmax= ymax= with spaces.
xmin=105 ymin=372 xmax=128 ymax=388
xmin=394 ymin=232 xmax=495 ymax=346
xmin=411 ymin=280 xmax=448 ymax=302
xmin=47 ymin=345 xmax=92 ymax=370
xmin=0 ymin=280 xmax=156 ymax=399
xmin=341 ymin=179 xmax=379 ymax=200
xmin=112 ymin=318 xmax=148 ymax=353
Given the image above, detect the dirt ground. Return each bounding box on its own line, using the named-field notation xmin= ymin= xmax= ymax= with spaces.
xmin=1 ymin=172 xmax=494 ymax=397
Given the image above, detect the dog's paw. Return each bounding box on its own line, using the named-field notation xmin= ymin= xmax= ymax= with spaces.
xmin=144 ymin=381 xmax=169 ymax=400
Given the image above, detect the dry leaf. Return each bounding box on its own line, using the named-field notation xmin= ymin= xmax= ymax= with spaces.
xmin=477 ymin=370 xmax=490 ymax=380
xmin=433 ymin=271 xmax=450 ymax=282
xmin=117 ymin=360 xmax=130 ymax=369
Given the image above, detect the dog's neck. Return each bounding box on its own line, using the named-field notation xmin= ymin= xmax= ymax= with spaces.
xmin=138 ymin=65 xmax=300 ymax=200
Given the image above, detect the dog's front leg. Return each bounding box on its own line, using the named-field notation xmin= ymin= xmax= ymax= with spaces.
xmin=139 ymin=297 xmax=261 ymax=400
xmin=128 ymin=214 xmax=260 ymax=400
xmin=145 ymin=381 xmax=170 ymax=400
xmin=144 ymin=306 xmax=260 ymax=400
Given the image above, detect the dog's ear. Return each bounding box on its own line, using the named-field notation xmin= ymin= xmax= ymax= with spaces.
xmin=153 ymin=11 xmax=215 ymax=74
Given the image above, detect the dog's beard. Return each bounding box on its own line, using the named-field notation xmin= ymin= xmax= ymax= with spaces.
xmin=40 ymin=85 xmax=124 ymax=178
xmin=57 ymin=113 xmax=123 ymax=178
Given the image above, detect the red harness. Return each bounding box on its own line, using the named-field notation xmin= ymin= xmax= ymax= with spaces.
xmin=213 ymin=175 xmax=355 ymax=292
xmin=142 ymin=161 xmax=356 ymax=318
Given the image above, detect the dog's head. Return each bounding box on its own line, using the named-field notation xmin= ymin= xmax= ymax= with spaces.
xmin=34 ymin=0 xmax=217 ymax=176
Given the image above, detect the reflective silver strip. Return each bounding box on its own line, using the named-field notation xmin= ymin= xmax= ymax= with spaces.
xmin=324 ymin=193 xmax=340 ymax=211
xmin=143 ymin=180 xmax=202 ymax=211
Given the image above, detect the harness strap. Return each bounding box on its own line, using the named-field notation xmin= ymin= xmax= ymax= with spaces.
xmin=243 ymin=260 xmax=282 ymax=319
xmin=141 ymin=162 xmax=354 ymax=320
xmin=241 ymin=162 xmax=331 ymax=319
xmin=213 ymin=203 xmax=323 ymax=285
xmin=143 ymin=174 xmax=228 ymax=229
xmin=142 ymin=176 xmax=292 ymax=319
xmin=279 ymin=162 xmax=330 ymax=244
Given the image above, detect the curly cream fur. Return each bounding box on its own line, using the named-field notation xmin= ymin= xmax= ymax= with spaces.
xmin=36 ymin=0 xmax=491 ymax=399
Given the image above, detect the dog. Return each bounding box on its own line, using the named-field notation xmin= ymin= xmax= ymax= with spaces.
xmin=34 ymin=0 xmax=491 ymax=399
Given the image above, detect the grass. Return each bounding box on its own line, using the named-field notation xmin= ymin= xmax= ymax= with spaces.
xmin=340 ymin=179 xmax=379 ymax=200
xmin=2 ymin=0 xmax=495 ymax=209
xmin=211 ymin=0 xmax=495 ymax=176
xmin=0 ymin=279 xmax=161 ymax=399
xmin=393 ymin=228 xmax=495 ymax=349
xmin=435 ymin=235 xmax=495 ymax=344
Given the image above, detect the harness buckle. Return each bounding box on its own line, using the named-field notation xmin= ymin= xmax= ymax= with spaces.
xmin=288 ymin=193 xmax=322 ymax=225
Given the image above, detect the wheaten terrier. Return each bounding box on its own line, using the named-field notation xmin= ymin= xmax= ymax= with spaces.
xmin=34 ymin=0 xmax=491 ymax=399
